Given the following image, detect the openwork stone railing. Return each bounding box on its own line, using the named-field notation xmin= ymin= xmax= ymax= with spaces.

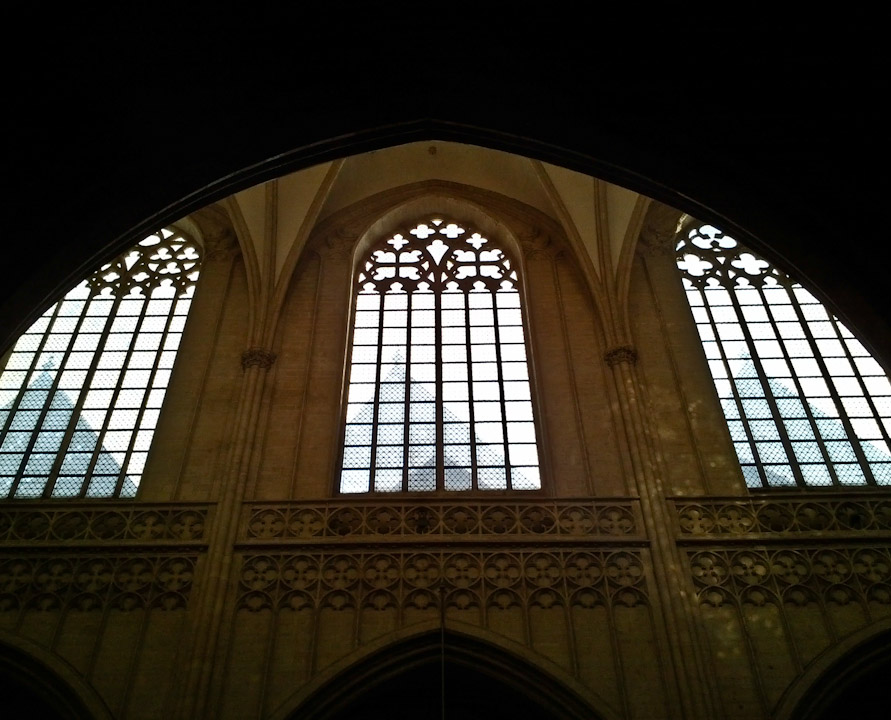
xmin=0 ymin=504 xmax=210 ymax=545
xmin=687 ymin=545 xmax=891 ymax=609
xmin=236 ymin=548 xmax=648 ymax=612
xmin=0 ymin=553 xmax=197 ymax=612
xmin=242 ymin=499 xmax=641 ymax=542
xmin=672 ymin=496 xmax=891 ymax=537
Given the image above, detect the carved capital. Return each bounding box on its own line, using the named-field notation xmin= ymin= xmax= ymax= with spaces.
xmin=519 ymin=232 xmax=555 ymax=259
xmin=316 ymin=231 xmax=357 ymax=260
xmin=191 ymin=205 xmax=240 ymax=261
xmin=604 ymin=345 xmax=638 ymax=367
xmin=639 ymin=202 xmax=684 ymax=257
xmin=241 ymin=348 xmax=277 ymax=370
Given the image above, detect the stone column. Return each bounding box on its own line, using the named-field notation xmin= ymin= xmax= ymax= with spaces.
xmin=170 ymin=343 xmax=277 ymax=719
xmin=603 ymin=343 xmax=722 ymax=720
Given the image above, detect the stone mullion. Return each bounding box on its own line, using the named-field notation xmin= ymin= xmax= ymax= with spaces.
xmin=112 ymin=295 xmax=180 ymax=497
xmin=606 ymin=354 xmax=721 ymax=720
xmin=463 ymin=291 xmax=480 ymax=489
xmin=692 ymin=280 xmax=763 ymax=486
xmin=3 ymin=295 xmax=75 ymax=498
xmin=79 ymin=292 xmax=153 ymax=497
xmin=748 ymin=281 xmax=839 ymax=486
xmin=826 ymin=313 xmax=891 ymax=450
xmin=43 ymin=292 xmax=121 ymax=498
xmin=784 ymin=286 xmax=877 ymax=484
xmin=723 ymin=284 xmax=808 ymax=487
xmin=370 ymin=290 xmax=385 ymax=492
xmin=401 ymin=292 xmax=413 ymax=491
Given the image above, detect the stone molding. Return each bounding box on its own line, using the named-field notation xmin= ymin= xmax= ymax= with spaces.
xmin=236 ymin=548 xmax=648 ymax=612
xmin=673 ymin=497 xmax=891 ymax=537
xmin=243 ymin=500 xmax=640 ymax=542
xmin=0 ymin=505 xmax=209 ymax=545
xmin=0 ymin=554 xmax=197 ymax=612
xmin=688 ymin=545 xmax=891 ymax=609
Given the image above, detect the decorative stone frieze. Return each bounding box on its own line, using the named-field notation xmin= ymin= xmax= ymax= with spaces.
xmin=688 ymin=545 xmax=891 ymax=608
xmin=236 ymin=548 xmax=648 ymax=612
xmin=243 ymin=500 xmax=640 ymax=542
xmin=241 ymin=347 xmax=277 ymax=370
xmin=0 ymin=506 xmax=208 ymax=544
xmin=604 ymin=345 xmax=638 ymax=367
xmin=673 ymin=497 xmax=891 ymax=537
xmin=0 ymin=554 xmax=197 ymax=612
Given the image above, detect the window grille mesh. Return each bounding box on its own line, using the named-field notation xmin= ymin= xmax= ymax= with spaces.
xmin=676 ymin=224 xmax=891 ymax=488
xmin=339 ymin=218 xmax=541 ymax=493
xmin=0 ymin=228 xmax=201 ymax=498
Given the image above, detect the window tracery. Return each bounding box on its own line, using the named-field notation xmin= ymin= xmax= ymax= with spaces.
xmin=0 ymin=228 xmax=201 ymax=498
xmin=339 ymin=217 xmax=541 ymax=493
xmin=676 ymin=224 xmax=891 ymax=488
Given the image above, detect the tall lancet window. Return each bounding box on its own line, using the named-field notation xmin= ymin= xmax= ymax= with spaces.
xmin=0 ymin=228 xmax=201 ymax=499
xmin=339 ymin=217 xmax=542 ymax=493
xmin=677 ymin=224 xmax=891 ymax=489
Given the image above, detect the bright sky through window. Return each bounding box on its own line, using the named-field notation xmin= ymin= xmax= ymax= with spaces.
xmin=0 ymin=229 xmax=201 ymax=498
xmin=677 ymin=224 xmax=891 ymax=488
xmin=339 ymin=218 xmax=541 ymax=493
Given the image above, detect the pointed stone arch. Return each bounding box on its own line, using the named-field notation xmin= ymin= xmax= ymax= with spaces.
xmin=271 ymin=622 xmax=616 ymax=720
xmin=774 ymin=619 xmax=891 ymax=720
xmin=0 ymin=632 xmax=114 ymax=720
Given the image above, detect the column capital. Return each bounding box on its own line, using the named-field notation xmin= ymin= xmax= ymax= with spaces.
xmin=241 ymin=347 xmax=277 ymax=370
xmin=604 ymin=345 xmax=638 ymax=367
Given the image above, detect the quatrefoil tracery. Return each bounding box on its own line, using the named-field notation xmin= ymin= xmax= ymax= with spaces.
xmin=359 ymin=218 xmax=519 ymax=294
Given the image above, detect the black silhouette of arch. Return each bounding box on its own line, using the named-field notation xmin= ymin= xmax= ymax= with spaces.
xmin=785 ymin=628 xmax=891 ymax=720
xmin=0 ymin=639 xmax=113 ymax=720
xmin=285 ymin=629 xmax=606 ymax=720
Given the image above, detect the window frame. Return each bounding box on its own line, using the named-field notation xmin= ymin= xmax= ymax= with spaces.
xmin=675 ymin=223 xmax=891 ymax=490
xmin=0 ymin=227 xmax=202 ymax=500
xmin=336 ymin=216 xmax=546 ymax=496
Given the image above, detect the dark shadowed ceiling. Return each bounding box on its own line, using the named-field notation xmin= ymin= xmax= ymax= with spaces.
xmin=4 ymin=10 xmax=886 ymax=365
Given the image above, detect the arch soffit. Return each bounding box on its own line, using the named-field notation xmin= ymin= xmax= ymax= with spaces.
xmin=267 ymin=618 xmax=620 ymax=720
xmin=0 ymin=629 xmax=115 ymax=720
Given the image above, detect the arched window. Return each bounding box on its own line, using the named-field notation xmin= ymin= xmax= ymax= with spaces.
xmin=0 ymin=228 xmax=201 ymax=499
xmin=676 ymin=224 xmax=891 ymax=488
xmin=339 ymin=217 xmax=541 ymax=493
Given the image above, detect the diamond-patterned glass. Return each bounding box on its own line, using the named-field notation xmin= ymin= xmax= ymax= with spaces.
xmin=0 ymin=229 xmax=201 ymax=499
xmin=339 ymin=217 xmax=542 ymax=492
xmin=678 ymin=223 xmax=891 ymax=488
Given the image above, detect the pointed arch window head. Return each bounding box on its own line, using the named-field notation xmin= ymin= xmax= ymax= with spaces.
xmin=339 ymin=217 xmax=542 ymax=493
xmin=0 ymin=228 xmax=202 ymax=499
xmin=677 ymin=224 xmax=891 ymax=489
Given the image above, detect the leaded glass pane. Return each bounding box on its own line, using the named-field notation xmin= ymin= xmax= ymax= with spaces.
xmin=338 ymin=217 xmax=542 ymax=492
xmin=677 ymin=223 xmax=891 ymax=488
xmin=0 ymin=228 xmax=201 ymax=499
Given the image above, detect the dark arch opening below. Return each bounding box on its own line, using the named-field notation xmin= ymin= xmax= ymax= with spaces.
xmin=0 ymin=642 xmax=98 ymax=720
xmin=290 ymin=631 xmax=600 ymax=720
xmin=790 ymin=629 xmax=891 ymax=720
